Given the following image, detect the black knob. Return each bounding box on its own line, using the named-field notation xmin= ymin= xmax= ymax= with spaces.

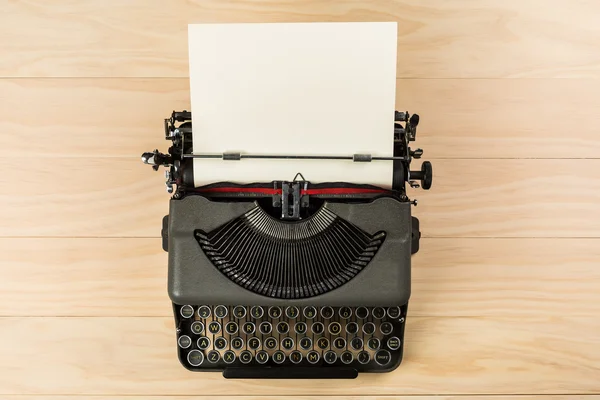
xmin=409 ymin=113 xmax=420 ymax=127
xmin=409 ymin=161 xmax=433 ymax=190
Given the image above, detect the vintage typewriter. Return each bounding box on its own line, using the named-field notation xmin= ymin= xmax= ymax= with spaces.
xmin=142 ymin=110 xmax=432 ymax=378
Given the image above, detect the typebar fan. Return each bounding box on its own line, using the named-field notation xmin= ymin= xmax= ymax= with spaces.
xmin=194 ymin=205 xmax=386 ymax=299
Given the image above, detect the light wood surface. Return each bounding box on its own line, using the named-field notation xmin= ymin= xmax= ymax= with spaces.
xmin=2 ymin=0 xmax=600 ymax=398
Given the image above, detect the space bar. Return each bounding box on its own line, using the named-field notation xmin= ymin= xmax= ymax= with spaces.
xmin=223 ymin=367 xmax=358 ymax=379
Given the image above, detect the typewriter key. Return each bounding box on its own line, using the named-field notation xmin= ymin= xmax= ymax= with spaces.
xmin=264 ymin=337 xmax=278 ymax=350
xmin=214 ymin=305 xmax=228 ymax=319
xmin=380 ymin=322 xmax=394 ymax=335
xmin=197 ymin=305 xmax=211 ymax=319
xmin=180 ymin=305 xmax=194 ymax=319
xmin=276 ymin=321 xmax=289 ymax=334
xmin=259 ymin=321 xmax=272 ymax=335
xmin=294 ymin=322 xmax=307 ymax=334
xmin=178 ymin=335 xmax=192 ymax=349
xmin=320 ymin=306 xmax=334 ymax=319
xmin=387 ymin=336 xmax=401 ymax=351
xmin=362 ymin=322 xmax=376 ymax=335
xmin=299 ymin=337 xmax=312 ymax=350
xmin=387 ymin=306 xmax=401 ymax=319
xmin=225 ymin=321 xmax=238 ymax=335
xmin=311 ymin=322 xmax=324 ymax=334
xmin=341 ymin=351 xmax=354 ymax=364
xmin=303 ymin=306 xmax=317 ymax=319
xmin=187 ymin=349 xmax=204 ymax=367
xmin=242 ymin=321 xmax=256 ymax=335
xmin=351 ymin=337 xmax=364 ymax=351
xmin=358 ymin=350 xmax=371 ymax=364
xmin=372 ymin=307 xmax=385 ymax=319
xmin=207 ymin=350 xmax=220 ymax=363
xmin=273 ymin=350 xmax=286 ymax=364
xmin=290 ymin=350 xmax=303 ymax=364
xmin=333 ymin=337 xmax=346 ymax=350
xmin=231 ymin=336 xmax=244 ymax=350
xmin=268 ymin=306 xmax=282 ymax=319
xmin=346 ymin=322 xmax=359 ymax=335
xmin=367 ymin=337 xmax=380 ymax=351
xmin=239 ymin=350 xmax=253 ymax=364
xmin=248 ymin=337 xmax=261 ymax=350
xmin=317 ymin=337 xmax=329 ymax=350
xmin=250 ymin=306 xmax=264 ymax=319
xmin=307 ymin=350 xmax=320 ymax=364
xmin=233 ymin=305 xmax=246 ymax=319
xmin=355 ymin=306 xmax=369 ymax=319
xmin=190 ymin=321 xmax=204 ymax=335
xmin=285 ymin=306 xmax=299 ymax=319
xmin=281 ymin=337 xmax=295 ymax=350
xmin=197 ymin=337 xmax=211 ymax=350
xmin=256 ymin=350 xmax=269 ymax=364
xmin=223 ymin=350 xmax=236 ymax=364
xmin=208 ymin=321 xmax=221 ymax=335
xmin=324 ymin=350 xmax=337 ymax=364
xmin=328 ymin=322 xmax=342 ymax=335
xmin=375 ymin=349 xmax=391 ymax=365
xmin=214 ymin=336 xmax=227 ymax=350
xmin=338 ymin=306 xmax=352 ymax=319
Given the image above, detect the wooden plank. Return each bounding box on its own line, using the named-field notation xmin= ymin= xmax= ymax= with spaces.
xmin=2 ymin=158 xmax=599 ymax=237
xmin=1 ymin=238 xmax=598 ymax=318
xmin=0 ymin=316 xmax=597 ymax=395
xmin=4 ymin=78 xmax=600 ymax=159
xmin=2 ymin=1 xmax=600 ymax=78
xmin=4 ymin=397 xmax=600 ymax=400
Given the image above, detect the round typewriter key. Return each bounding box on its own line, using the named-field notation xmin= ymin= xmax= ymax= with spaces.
xmin=372 ymin=307 xmax=386 ymax=319
xmin=303 ymin=306 xmax=317 ymax=319
xmin=290 ymin=350 xmax=303 ymax=364
xmin=307 ymin=350 xmax=320 ymax=364
xmin=276 ymin=321 xmax=289 ymax=334
xmin=324 ymin=350 xmax=337 ymax=364
xmin=207 ymin=350 xmax=220 ymax=363
xmin=380 ymin=321 xmax=394 ymax=335
xmin=259 ymin=321 xmax=272 ymax=335
xmin=285 ymin=306 xmax=299 ymax=319
xmin=197 ymin=305 xmax=211 ymax=319
xmin=341 ymin=351 xmax=354 ymax=364
xmin=358 ymin=350 xmax=371 ymax=364
xmin=345 ymin=322 xmax=359 ymax=335
xmin=375 ymin=349 xmax=392 ymax=365
xmin=223 ymin=350 xmax=236 ymax=364
xmin=208 ymin=321 xmax=221 ymax=335
xmin=214 ymin=336 xmax=227 ymax=350
xmin=190 ymin=321 xmax=204 ymax=335
xmin=242 ymin=321 xmax=255 ymax=335
xmin=338 ymin=306 xmax=352 ymax=319
xmin=225 ymin=321 xmax=238 ymax=335
xmin=233 ymin=305 xmax=247 ymax=319
xmin=268 ymin=306 xmax=282 ymax=319
xmin=264 ymin=337 xmax=278 ymax=350
xmin=299 ymin=337 xmax=312 ymax=350
xmin=320 ymin=306 xmax=334 ymax=319
xmin=367 ymin=337 xmax=380 ymax=351
xmin=231 ymin=336 xmax=244 ymax=350
xmin=180 ymin=305 xmax=194 ymax=319
xmin=273 ymin=350 xmax=286 ymax=364
xmin=187 ymin=349 xmax=204 ymax=366
xmin=197 ymin=337 xmax=211 ymax=350
xmin=333 ymin=337 xmax=346 ymax=350
xmin=281 ymin=337 xmax=295 ymax=350
xmin=248 ymin=337 xmax=261 ymax=350
xmin=256 ymin=350 xmax=269 ymax=364
xmin=328 ymin=322 xmax=342 ymax=335
xmin=351 ymin=337 xmax=364 ymax=351
xmin=250 ymin=306 xmax=264 ymax=319
xmin=294 ymin=322 xmax=307 ymax=335
xmin=387 ymin=336 xmax=401 ymax=351
xmin=355 ymin=306 xmax=369 ymax=319
xmin=311 ymin=321 xmax=324 ymax=334
xmin=178 ymin=335 xmax=192 ymax=349
xmin=316 ymin=337 xmax=329 ymax=350
xmin=239 ymin=350 xmax=253 ymax=364
xmin=387 ymin=306 xmax=401 ymax=319
xmin=214 ymin=305 xmax=228 ymax=319
xmin=362 ymin=322 xmax=376 ymax=335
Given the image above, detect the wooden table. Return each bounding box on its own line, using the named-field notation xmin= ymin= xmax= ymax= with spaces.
xmin=1 ymin=1 xmax=599 ymax=399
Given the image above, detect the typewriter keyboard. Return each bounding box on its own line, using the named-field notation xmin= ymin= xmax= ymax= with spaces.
xmin=174 ymin=305 xmax=406 ymax=373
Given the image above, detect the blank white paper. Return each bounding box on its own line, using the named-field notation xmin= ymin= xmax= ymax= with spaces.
xmin=188 ymin=22 xmax=397 ymax=187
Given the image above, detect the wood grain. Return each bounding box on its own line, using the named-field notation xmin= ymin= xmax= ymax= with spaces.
xmin=3 ymin=78 xmax=600 ymax=160
xmin=2 ymin=0 xmax=600 ymax=78
xmin=5 ymin=397 xmax=600 ymax=400
xmin=1 ymin=238 xmax=599 ymax=318
xmin=0 ymin=316 xmax=598 ymax=395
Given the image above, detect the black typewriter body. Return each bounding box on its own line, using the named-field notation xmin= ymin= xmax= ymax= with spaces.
xmin=142 ymin=110 xmax=432 ymax=379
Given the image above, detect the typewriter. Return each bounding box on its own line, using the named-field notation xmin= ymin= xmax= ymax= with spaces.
xmin=142 ymin=110 xmax=432 ymax=379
